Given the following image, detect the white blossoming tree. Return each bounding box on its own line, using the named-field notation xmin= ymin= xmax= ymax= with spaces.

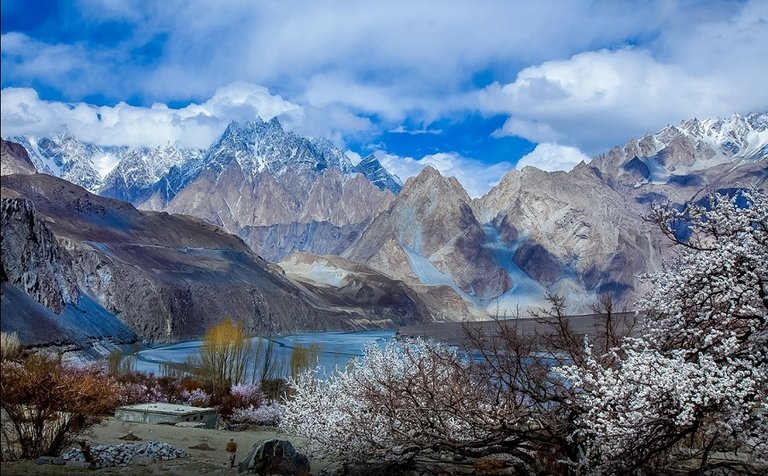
xmin=281 ymin=340 xmax=529 ymax=465
xmin=281 ymin=310 xmax=602 ymax=472
xmin=559 ymin=190 xmax=768 ymax=474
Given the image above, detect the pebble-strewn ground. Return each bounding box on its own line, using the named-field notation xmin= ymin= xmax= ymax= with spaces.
xmin=1 ymin=417 xmax=337 ymax=475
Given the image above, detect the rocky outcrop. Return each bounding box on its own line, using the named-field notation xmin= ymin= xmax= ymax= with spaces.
xmin=238 ymin=440 xmax=310 ymax=476
xmin=240 ymin=220 xmax=367 ymax=263
xmin=8 ymin=132 xmax=104 ymax=191
xmin=99 ymin=144 xmax=203 ymax=204
xmin=1 ymin=197 xmax=78 ymax=313
xmin=1 ymin=139 xmax=37 ymax=175
xmin=352 ymin=154 xmax=403 ymax=193
xmin=1 ymin=192 xmax=135 ymax=346
xmin=162 ymin=151 xmax=393 ymax=230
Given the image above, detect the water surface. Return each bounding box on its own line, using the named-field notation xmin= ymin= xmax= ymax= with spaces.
xmin=133 ymin=330 xmax=396 ymax=377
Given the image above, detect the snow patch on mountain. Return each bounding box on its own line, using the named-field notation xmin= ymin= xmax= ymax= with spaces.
xmin=592 ymin=112 xmax=768 ymax=183
xmin=403 ymin=247 xmax=475 ymax=302
xmin=6 ymin=132 xmax=104 ymax=191
xmin=101 ymin=145 xmax=204 ymax=193
xmin=479 ymin=226 xmax=549 ymax=315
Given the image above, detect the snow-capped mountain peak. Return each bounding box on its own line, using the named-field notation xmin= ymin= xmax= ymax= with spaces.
xmin=5 ymin=133 xmax=105 ymax=191
xmin=202 ymin=118 xmax=398 ymax=189
xmin=591 ymin=111 xmax=767 ymax=183
xmin=204 ymin=118 xmax=319 ymax=176
xmin=100 ymin=144 xmax=204 ymax=195
xmin=352 ymin=154 xmax=403 ymax=194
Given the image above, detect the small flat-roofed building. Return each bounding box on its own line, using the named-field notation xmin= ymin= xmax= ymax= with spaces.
xmin=115 ymin=403 xmax=218 ymax=429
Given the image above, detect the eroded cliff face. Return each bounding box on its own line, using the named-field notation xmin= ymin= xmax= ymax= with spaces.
xmin=1 ymin=139 xmax=37 ymax=176
xmin=239 ymin=220 xmax=367 ymax=263
xmin=1 ymin=197 xmax=78 ymax=313
xmin=339 ymin=114 xmax=766 ymax=316
xmin=478 ymin=164 xmax=667 ymax=310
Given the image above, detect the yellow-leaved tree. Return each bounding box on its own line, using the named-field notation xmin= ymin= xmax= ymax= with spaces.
xmin=193 ymin=317 xmax=252 ymax=398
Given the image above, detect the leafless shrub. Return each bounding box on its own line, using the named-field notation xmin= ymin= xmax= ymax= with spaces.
xmin=1 ymin=354 xmax=118 ymax=460
xmin=0 ymin=332 xmax=21 ymax=361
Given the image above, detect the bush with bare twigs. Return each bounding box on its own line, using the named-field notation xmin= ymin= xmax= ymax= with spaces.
xmin=0 ymin=355 xmax=119 ymax=460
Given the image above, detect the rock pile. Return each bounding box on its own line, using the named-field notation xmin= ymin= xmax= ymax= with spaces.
xmin=238 ymin=439 xmax=310 ymax=475
xmin=60 ymin=441 xmax=188 ymax=468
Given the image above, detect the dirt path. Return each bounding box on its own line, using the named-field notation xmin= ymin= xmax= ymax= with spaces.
xmin=1 ymin=417 xmax=337 ymax=475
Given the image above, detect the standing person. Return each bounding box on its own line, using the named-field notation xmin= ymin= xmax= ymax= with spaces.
xmin=226 ymin=438 xmax=237 ymax=468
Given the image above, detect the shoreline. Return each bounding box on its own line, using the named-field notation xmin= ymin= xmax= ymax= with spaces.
xmin=397 ymin=312 xmax=641 ymax=346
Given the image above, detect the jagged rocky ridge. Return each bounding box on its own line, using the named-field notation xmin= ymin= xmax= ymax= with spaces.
xmin=7 ymin=118 xmax=403 ymax=262
xmin=98 ymin=144 xmax=204 ymax=203
xmin=1 ymin=139 xmax=37 ymax=176
xmin=144 ymin=118 xmax=399 ymax=261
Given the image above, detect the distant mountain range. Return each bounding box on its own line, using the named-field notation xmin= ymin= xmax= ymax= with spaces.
xmin=3 ymin=112 xmax=766 ymax=346
xmin=7 ymin=118 xmax=402 ymax=262
xmin=286 ymin=112 xmax=765 ymax=315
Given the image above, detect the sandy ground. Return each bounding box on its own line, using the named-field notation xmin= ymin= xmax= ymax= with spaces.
xmin=1 ymin=417 xmax=337 ymax=475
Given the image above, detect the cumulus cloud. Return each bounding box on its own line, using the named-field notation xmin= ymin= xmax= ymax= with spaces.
xmin=2 ymin=0 xmax=766 ymax=174
xmin=0 ymin=83 xmax=369 ymax=149
xmin=2 ymin=0 xmax=732 ymax=122
xmin=491 ymin=118 xmax=558 ymax=143
xmin=480 ymin=1 xmax=768 ymax=153
xmin=376 ymin=151 xmax=514 ymax=198
xmin=516 ymin=143 xmax=590 ymax=172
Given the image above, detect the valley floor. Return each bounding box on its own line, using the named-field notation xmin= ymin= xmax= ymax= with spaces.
xmin=1 ymin=418 xmax=336 ymax=475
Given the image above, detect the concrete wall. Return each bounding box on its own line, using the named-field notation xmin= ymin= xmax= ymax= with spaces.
xmin=115 ymin=408 xmax=217 ymax=429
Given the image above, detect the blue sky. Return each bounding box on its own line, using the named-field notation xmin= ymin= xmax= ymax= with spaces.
xmin=2 ymin=0 xmax=767 ymax=196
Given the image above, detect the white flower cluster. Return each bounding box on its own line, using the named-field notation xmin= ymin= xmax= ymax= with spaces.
xmin=229 ymin=383 xmax=265 ymax=405
xmin=558 ymin=190 xmax=768 ymax=473
xmin=230 ymin=403 xmax=283 ymax=427
xmin=181 ymin=388 xmax=211 ymax=406
xmin=281 ymin=340 xmax=507 ymax=463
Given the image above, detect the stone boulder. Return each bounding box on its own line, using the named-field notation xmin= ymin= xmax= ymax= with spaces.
xmin=238 ymin=439 xmax=310 ymax=475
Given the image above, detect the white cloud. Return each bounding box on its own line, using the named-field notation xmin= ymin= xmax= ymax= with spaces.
xmin=479 ymin=48 xmax=728 ymax=152
xmin=516 ymin=143 xmax=590 ymax=172
xmin=3 ymin=0 xmax=766 ymax=168
xmin=491 ymin=118 xmax=558 ymax=143
xmin=376 ymin=151 xmax=514 ymax=198
xmin=345 ymin=150 xmax=363 ymax=166
xmin=3 ymin=1 xmax=730 ymax=122
xmin=479 ymin=1 xmax=768 ymax=153
xmin=0 ymin=83 xmax=368 ymax=149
